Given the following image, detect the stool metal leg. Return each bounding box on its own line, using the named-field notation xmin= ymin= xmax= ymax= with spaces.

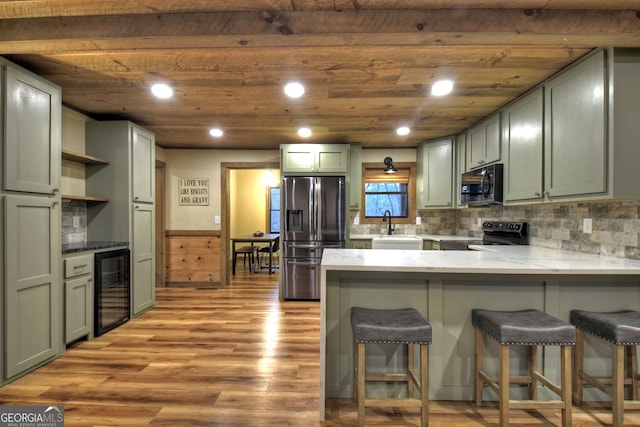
xmin=420 ymin=343 xmax=429 ymax=427
xmin=475 ymin=328 xmax=484 ymax=405
xmin=613 ymin=343 xmax=625 ymax=427
xmin=353 ymin=341 xmax=359 ymax=405
xmin=499 ymin=344 xmax=510 ymax=427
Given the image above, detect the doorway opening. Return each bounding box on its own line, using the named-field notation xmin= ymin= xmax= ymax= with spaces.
xmin=220 ymin=162 xmax=280 ymax=287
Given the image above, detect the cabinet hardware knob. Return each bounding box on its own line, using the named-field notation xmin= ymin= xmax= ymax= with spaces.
xmin=135 ymin=205 xmax=139 ymax=209
xmin=52 ymin=201 xmax=59 ymax=206
xmin=134 ymin=196 xmax=139 ymax=200
xmin=535 ymin=192 xmax=541 ymax=197
xmin=545 ymin=191 xmax=550 ymax=197
xmin=52 ymin=188 xmax=59 ymax=193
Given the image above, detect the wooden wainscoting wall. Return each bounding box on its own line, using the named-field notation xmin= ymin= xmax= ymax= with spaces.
xmin=165 ymin=230 xmax=221 ymax=286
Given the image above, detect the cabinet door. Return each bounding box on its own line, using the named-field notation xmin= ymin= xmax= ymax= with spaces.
xmin=132 ymin=203 xmax=155 ymax=315
xmin=350 ymin=239 xmax=371 ymax=249
xmin=4 ymin=67 xmax=61 ymax=195
xmin=131 ymin=125 xmax=155 ymax=203
xmin=418 ymin=138 xmax=453 ymax=208
xmin=503 ymin=88 xmax=544 ymax=202
xmin=281 ymin=144 xmax=316 ymax=173
xmin=4 ymin=194 xmax=60 ymax=378
xmin=316 ymin=145 xmax=348 ymax=173
xmin=65 ymin=275 xmax=93 ymax=344
xmin=544 ymin=50 xmax=607 ymax=198
xmin=348 ymin=144 xmax=362 ymax=208
xmin=467 ymin=114 xmax=500 ymax=169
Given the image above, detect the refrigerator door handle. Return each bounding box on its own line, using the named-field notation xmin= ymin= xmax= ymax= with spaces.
xmin=288 ymin=244 xmax=320 ymax=249
xmin=288 ymin=259 xmax=320 ymax=266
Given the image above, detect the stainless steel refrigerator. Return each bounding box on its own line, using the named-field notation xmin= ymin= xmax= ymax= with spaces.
xmin=282 ymin=176 xmax=346 ymax=300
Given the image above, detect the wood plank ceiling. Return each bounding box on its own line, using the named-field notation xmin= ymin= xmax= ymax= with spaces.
xmin=1 ymin=1 xmax=640 ymax=149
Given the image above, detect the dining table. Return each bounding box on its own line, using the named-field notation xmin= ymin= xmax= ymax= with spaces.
xmin=230 ymin=233 xmax=279 ymax=275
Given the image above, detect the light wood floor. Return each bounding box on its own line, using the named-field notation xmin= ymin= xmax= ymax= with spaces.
xmin=1 ymin=269 xmax=640 ymax=426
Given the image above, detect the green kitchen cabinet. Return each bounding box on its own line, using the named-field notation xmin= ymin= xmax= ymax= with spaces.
xmin=466 ymin=113 xmax=500 ymax=170
xmin=544 ymin=50 xmax=606 ymax=199
xmin=502 ymin=48 xmax=640 ymax=205
xmin=63 ymin=253 xmax=93 ymax=344
xmin=280 ymin=144 xmax=348 ymax=174
xmin=86 ymin=121 xmax=156 ymax=317
xmin=417 ymin=137 xmax=454 ymax=208
xmin=132 ymin=203 xmax=155 ymax=314
xmin=1 ymin=58 xmax=62 ymax=385
xmin=350 ymin=239 xmax=371 ymax=249
xmin=502 ymin=87 xmax=544 ymax=203
xmin=348 ymin=143 xmax=362 ymax=209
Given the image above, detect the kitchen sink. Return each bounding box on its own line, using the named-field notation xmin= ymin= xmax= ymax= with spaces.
xmin=371 ymin=236 xmax=423 ymax=250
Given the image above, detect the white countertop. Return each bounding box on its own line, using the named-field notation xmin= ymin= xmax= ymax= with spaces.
xmin=321 ymin=245 xmax=640 ymax=275
xmin=349 ymin=233 xmax=480 ymax=242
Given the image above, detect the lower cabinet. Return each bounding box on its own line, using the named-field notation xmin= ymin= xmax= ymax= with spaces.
xmin=350 ymin=239 xmax=372 ymax=249
xmin=63 ymin=253 xmax=93 ymax=344
xmin=4 ymin=194 xmax=61 ymax=379
xmin=132 ymin=203 xmax=155 ymax=315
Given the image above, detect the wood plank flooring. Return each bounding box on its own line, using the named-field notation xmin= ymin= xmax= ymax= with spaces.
xmin=1 ymin=269 xmax=640 ymax=426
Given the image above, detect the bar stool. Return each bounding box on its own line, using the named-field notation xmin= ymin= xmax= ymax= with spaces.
xmin=570 ymin=310 xmax=640 ymax=427
xmin=472 ymin=309 xmax=576 ymax=427
xmin=351 ymin=307 xmax=431 ymax=427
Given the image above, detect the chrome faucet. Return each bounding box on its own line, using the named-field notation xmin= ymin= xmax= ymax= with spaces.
xmin=382 ymin=210 xmax=394 ymax=235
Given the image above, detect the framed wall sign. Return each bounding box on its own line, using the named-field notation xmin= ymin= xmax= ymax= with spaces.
xmin=179 ymin=178 xmax=209 ymax=206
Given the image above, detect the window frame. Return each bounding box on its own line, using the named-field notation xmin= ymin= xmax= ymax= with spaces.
xmin=266 ymin=186 xmax=280 ymax=234
xmin=360 ymin=162 xmax=416 ymax=225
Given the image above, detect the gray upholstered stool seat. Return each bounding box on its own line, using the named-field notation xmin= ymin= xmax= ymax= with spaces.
xmin=472 ymin=309 xmax=576 ymax=345
xmin=570 ymin=310 xmax=640 ymax=345
xmin=570 ymin=310 xmax=640 ymax=427
xmin=472 ymin=309 xmax=575 ymax=427
xmin=351 ymin=307 xmax=432 ymax=344
xmin=351 ymin=307 xmax=431 ymax=427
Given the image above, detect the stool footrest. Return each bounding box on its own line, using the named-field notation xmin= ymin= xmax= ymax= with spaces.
xmin=509 ymin=400 xmax=567 ymax=410
xmin=365 ymin=373 xmax=410 ymax=382
xmin=364 ymin=398 xmax=424 ymax=409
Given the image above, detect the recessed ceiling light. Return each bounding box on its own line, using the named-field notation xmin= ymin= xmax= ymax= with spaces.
xmin=209 ymin=128 xmax=223 ymax=137
xmin=431 ymin=79 xmax=454 ymax=96
xmin=151 ymin=83 xmax=173 ymax=99
xmin=298 ymin=127 xmax=312 ymax=138
xmin=396 ymin=126 xmax=410 ymax=136
xmin=284 ymin=82 xmax=305 ymax=98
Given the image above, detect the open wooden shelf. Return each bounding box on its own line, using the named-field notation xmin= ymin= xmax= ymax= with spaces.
xmin=62 ymin=149 xmax=110 ymax=165
xmin=62 ymin=194 xmax=109 ymax=203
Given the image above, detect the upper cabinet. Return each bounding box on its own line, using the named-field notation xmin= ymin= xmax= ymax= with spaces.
xmin=348 ymin=144 xmax=362 ymax=209
xmin=417 ymin=137 xmax=454 ymax=208
xmin=131 ymin=126 xmax=155 ymax=203
xmin=544 ymin=50 xmax=607 ymax=200
xmin=466 ymin=113 xmax=500 ymax=170
xmin=502 ymin=87 xmax=544 ymax=203
xmin=4 ymin=65 xmax=61 ymax=195
xmin=281 ymin=144 xmax=348 ymax=174
xmin=502 ymin=48 xmax=640 ymax=204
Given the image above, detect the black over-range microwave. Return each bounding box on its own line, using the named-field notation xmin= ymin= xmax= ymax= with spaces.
xmin=460 ymin=163 xmax=504 ymax=207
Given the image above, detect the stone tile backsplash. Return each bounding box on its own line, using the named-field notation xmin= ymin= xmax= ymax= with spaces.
xmin=61 ymin=199 xmax=87 ymax=244
xmin=351 ymin=200 xmax=640 ymax=260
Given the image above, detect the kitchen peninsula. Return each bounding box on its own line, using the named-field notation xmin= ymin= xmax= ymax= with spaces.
xmin=319 ymin=246 xmax=640 ymax=420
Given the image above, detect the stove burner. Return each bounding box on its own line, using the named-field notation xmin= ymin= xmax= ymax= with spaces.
xmin=482 ymin=221 xmax=528 ymax=245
